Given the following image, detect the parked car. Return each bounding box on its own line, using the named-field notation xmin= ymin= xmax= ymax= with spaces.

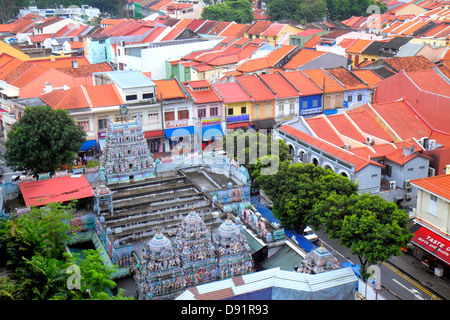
xmin=303 ymin=226 xmax=319 ymax=243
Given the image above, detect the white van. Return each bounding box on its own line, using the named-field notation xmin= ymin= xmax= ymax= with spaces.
xmin=303 ymin=226 xmax=319 ymax=243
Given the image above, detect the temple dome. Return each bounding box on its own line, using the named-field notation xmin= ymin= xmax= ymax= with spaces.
xmin=183 ymin=209 xmax=203 ymax=227
xmin=147 ymin=231 xmax=173 ymax=254
xmin=216 ymin=219 xmax=240 ymax=239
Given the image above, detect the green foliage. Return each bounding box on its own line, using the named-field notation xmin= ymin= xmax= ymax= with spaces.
xmin=0 ymin=202 xmax=75 ymax=269
xmin=326 ymin=0 xmax=387 ymax=20
xmin=222 ymin=130 xmax=292 ymax=191
xmin=319 ymin=193 xmax=413 ymax=272
xmin=255 ymin=162 xmax=357 ymax=232
xmin=266 ymin=0 xmax=327 ymax=23
xmin=202 ymin=0 xmax=254 ymax=23
xmin=5 ymin=105 xmax=87 ymax=178
xmin=0 ymin=202 xmax=133 ymax=300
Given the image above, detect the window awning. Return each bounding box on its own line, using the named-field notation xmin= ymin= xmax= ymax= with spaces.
xmin=226 ymin=122 xmax=250 ymax=131
xmin=411 ymin=226 xmax=450 ymax=266
xmin=144 ymin=129 xmax=164 ymax=139
xmin=252 ymin=118 xmax=276 ymax=130
xmin=202 ymin=123 xmax=223 ymax=141
xmin=80 ymin=139 xmax=97 ymax=151
xmin=164 ymin=126 xmax=194 ymax=139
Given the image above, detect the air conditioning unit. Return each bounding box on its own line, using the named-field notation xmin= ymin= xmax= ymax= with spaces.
xmin=404 ymin=180 xmax=411 ymax=189
xmin=389 ymin=181 xmax=397 ymax=190
xmin=405 ymin=193 xmax=412 ymax=201
xmin=366 ymin=136 xmax=374 ymax=145
xmin=343 ymin=143 xmax=351 ymax=150
xmin=426 ymin=139 xmax=436 ymax=150
xmin=428 ymin=167 xmax=435 ymax=177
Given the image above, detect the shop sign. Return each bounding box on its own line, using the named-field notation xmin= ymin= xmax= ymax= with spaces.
xmin=300 ymin=107 xmax=322 ymax=116
xmin=165 ymin=119 xmax=189 ymax=128
xmin=202 ymin=117 xmax=220 ymax=125
xmin=412 ymin=227 xmax=450 ymax=265
xmin=98 ymin=131 xmax=107 ymax=138
xmin=227 ymin=114 xmax=249 ymax=123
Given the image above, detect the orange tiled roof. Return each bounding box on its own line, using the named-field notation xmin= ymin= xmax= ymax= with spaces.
xmin=84 ymin=84 xmax=123 ymax=108
xmin=279 ymin=124 xmax=382 ymax=172
xmin=283 ymin=49 xmax=326 ymax=70
xmin=57 ymin=61 xmax=113 ymax=78
xmin=303 ymin=35 xmax=321 ymax=48
xmin=383 ymin=56 xmax=435 ymax=72
xmin=326 ymin=67 xmax=368 ymax=90
xmin=279 ymin=70 xmax=323 ymax=96
xmin=29 ymin=56 xmax=90 ymax=69
xmin=183 ymin=80 xmax=222 ymax=104
xmin=302 ymin=69 xmax=345 ymax=93
xmin=235 ymin=74 xmax=275 ymax=102
xmin=410 ymin=171 xmax=450 ymax=200
xmin=154 ymin=79 xmax=187 ymax=100
xmin=245 ymin=20 xmax=272 ymax=35
xmin=41 ymin=87 xmax=90 ymax=110
xmin=345 ymin=39 xmax=373 ymax=54
xmin=327 ymin=113 xmax=366 ymax=143
xmin=346 ymin=108 xmax=394 ymax=142
xmin=259 ymin=72 xmax=299 ymax=98
xmin=305 ymin=116 xmax=345 ymax=147
xmin=352 ymin=69 xmax=383 ymax=89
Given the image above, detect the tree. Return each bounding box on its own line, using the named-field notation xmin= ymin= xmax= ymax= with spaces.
xmin=0 ymin=202 xmax=75 ymax=269
xmin=326 ymin=0 xmax=387 ymax=21
xmin=318 ymin=193 xmax=413 ymax=279
xmin=265 ymin=0 xmax=327 ymax=23
xmin=202 ymin=0 xmax=254 ymax=23
xmin=222 ymin=130 xmax=292 ymax=192
xmin=255 ymin=162 xmax=357 ymax=232
xmin=4 ymin=105 xmax=86 ymax=178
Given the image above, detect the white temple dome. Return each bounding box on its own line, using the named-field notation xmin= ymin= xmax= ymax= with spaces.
xmin=217 ymin=218 xmax=240 ymax=239
xmin=147 ymin=231 xmax=173 ymax=254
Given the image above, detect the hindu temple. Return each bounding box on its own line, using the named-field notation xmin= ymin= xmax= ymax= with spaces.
xmin=214 ymin=218 xmax=254 ymax=279
xmin=133 ymin=207 xmax=254 ymax=299
xmin=100 ymin=115 xmax=155 ymax=184
xmin=295 ymin=244 xmax=342 ymax=274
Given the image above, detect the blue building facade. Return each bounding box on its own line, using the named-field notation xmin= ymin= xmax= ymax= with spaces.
xmin=299 ymin=94 xmax=322 ymax=116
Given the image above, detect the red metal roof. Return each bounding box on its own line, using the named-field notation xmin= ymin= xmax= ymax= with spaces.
xmin=19 ymin=175 xmax=93 ymax=207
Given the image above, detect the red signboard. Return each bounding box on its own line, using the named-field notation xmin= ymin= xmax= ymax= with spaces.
xmin=411 ymin=226 xmax=450 ymax=266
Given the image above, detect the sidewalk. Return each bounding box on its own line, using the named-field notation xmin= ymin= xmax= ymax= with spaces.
xmin=388 ymin=251 xmax=450 ymax=300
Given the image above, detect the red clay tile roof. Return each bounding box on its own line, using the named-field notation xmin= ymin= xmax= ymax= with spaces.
xmin=8 ymin=63 xmax=49 ymax=88
xmin=405 ymin=69 xmax=450 ymax=97
xmin=369 ymin=99 xmax=433 ymax=140
xmin=218 ymin=23 xmax=251 ymax=37
xmin=183 ymin=80 xmax=222 ymax=104
xmin=41 ymin=87 xmax=90 ymax=110
xmin=235 ymin=74 xmax=275 ymax=102
xmin=305 ymin=116 xmax=345 ymax=147
xmin=326 ymin=67 xmax=368 ymax=90
xmin=383 ymin=56 xmax=435 ymax=72
xmin=279 ymin=124 xmax=382 ymax=172
xmin=327 ymin=113 xmax=366 ymax=143
xmin=29 ymin=56 xmax=90 ymax=69
xmin=246 ymin=20 xmax=272 ymax=35
xmin=212 ymin=82 xmax=251 ymax=103
xmin=410 ymin=174 xmax=450 ymax=201
xmin=345 ymin=39 xmax=373 ymax=54
xmin=280 ymin=70 xmax=322 ymax=96
xmin=302 ymin=69 xmax=345 ymax=93
xmin=259 ymin=72 xmax=299 ymax=98
xmin=346 ymin=108 xmax=394 ymax=142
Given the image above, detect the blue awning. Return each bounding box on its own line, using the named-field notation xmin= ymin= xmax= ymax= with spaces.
xmin=80 ymin=139 xmax=97 ymax=151
xmin=164 ymin=126 xmax=194 ymax=139
xmin=202 ymin=123 xmax=223 ymax=140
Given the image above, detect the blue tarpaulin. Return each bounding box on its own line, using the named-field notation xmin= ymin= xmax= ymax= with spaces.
xmin=80 ymin=139 xmax=97 ymax=151
xmin=284 ymin=230 xmax=316 ymax=253
xmin=164 ymin=126 xmax=194 ymax=139
xmin=251 ymin=196 xmax=279 ymax=224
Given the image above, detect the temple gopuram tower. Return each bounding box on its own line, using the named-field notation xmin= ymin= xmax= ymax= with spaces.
xmin=100 ymin=114 xmax=155 ymax=184
xmin=214 ymin=219 xmax=254 ymax=279
xmin=136 ymin=230 xmax=185 ymax=300
xmin=174 ymin=208 xmax=218 ymax=286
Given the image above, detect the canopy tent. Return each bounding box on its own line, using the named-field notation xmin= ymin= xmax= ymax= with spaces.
xmin=164 ymin=126 xmax=194 ymax=139
xmin=201 ymin=123 xmax=223 ymax=141
xmin=80 ymin=139 xmax=97 ymax=151
xmin=19 ymin=174 xmax=93 ymax=207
